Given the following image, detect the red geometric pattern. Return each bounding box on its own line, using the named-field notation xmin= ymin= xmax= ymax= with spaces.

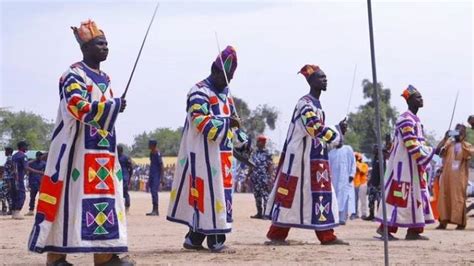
xmin=188 ymin=176 xmax=205 ymax=213
xmin=386 ymin=180 xmax=411 ymax=208
xmin=274 ymin=172 xmax=299 ymax=208
xmin=84 ymin=153 xmax=115 ymax=195
xmin=36 ymin=175 xmax=64 ymax=222
xmin=310 ymin=160 xmax=332 ymax=192
xmin=220 ymin=152 xmax=233 ymax=188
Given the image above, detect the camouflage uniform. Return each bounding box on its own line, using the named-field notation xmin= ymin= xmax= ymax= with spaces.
xmin=250 ymin=149 xmax=272 ymax=216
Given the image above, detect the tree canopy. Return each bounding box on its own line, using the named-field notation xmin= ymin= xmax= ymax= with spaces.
xmin=344 ymin=79 xmax=398 ymax=155
xmin=0 ymin=109 xmax=54 ymax=150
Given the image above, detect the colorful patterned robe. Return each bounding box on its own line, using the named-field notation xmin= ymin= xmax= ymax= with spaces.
xmin=265 ymin=94 xmax=342 ymax=230
xmin=375 ymin=110 xmax=435 ymax=227
xmin=28 ymin=62 xmax=127 ymax=253
xmin=167 ymin=78 xmax=248 ymax=234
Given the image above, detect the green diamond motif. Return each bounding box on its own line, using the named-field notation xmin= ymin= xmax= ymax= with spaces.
xmin=116 ymin=169 xmax=123 ymax=182
xmin=94 ymin=225 xmax=108 ymax=235
xmin=201 ymin=103 xmax=209 ymax=114
xmin=81 ymin=90 xmax=88 ymax=98
xmin=301 ymin=116 xmax=307 ymax=125
xmin=211 ymin=167 xmax=218 ymax=177
xmin=193 ymin=116 xmax=204 ymax=127
xmin=94 ymin=202 xmax=108 ymax=212
xmin=98 ymin=83 xmax=107 ymax=93
xmin=89 ymin=120 xmax=100 ymax=128
xmin=97 ymin=167 xmax=109 ymax=181
xmin=211 ymin=119 xmax=224 ymax=128
xmin=98 ymin=138 xmax=110 ymax=147
xmin=72 ymin=168 xmax=80 ymax=182
xmin=179 ymin=158 xmax=187 ymax=167
xmin=219 ymin=93 xmax=227 ymax=101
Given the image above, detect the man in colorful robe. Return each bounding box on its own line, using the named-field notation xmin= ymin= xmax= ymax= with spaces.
xmin=436 ymin=124 xmax=474 ymax=230
xmin=249 ymin=135 xmax=273 ymax=219
xmin=329 ymin=143 xmax=356 ymax=225
xmin=166 ymin=46 xmax=248 ymax=252
xmin=375 ymin=85 xmax=435 ymax=241
xmin=264 ymin=64 xmax=348 ymax=245
xmin=27 ymin=20 xmax=132 ymax=265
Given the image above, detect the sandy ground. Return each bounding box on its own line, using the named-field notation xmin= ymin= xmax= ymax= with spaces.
xmin=1 ymin=191 xmax=474 ymax=265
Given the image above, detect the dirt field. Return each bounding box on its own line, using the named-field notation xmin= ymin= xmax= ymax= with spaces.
xmin=1 ymin=191 xmax=474 ymax=265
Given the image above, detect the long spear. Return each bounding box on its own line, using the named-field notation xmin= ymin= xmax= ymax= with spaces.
xmin=214 ymin=32 xmax=255 ymax=168
xmin=367 ymin=0 xmax=390 ymax=265
xmin=121 ymin=2 xmax=160 ymax=99
xmin=346 ymin=64 xmax=358 ymax=116
xmin=447 ymin=90 xmax=459 ymax=130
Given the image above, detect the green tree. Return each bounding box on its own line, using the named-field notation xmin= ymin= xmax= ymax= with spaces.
xmin=233 ymin=97 xmax=278 ymax=141
xmin=0 ymin=110 xmax=54 ymax=150
xmin=345 ymin=79 xmax=398 ymax=155
xmin=131 ymin=127 xmax=183 ymax=157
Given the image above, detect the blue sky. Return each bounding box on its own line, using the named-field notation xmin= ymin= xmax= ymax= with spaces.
xmin=1 ymin=0 xmax=472 ymax=148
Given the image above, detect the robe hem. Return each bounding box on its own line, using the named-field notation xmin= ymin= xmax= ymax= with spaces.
xmin=29 ymin=245 xmax=128 ymax=254
xmin=374 ymin=217 xmax=435 ymax=227
xmin=271 ymin=220 xmax=339 ymax=231
xmin=166 ymin=216 xmax=232 ymax=234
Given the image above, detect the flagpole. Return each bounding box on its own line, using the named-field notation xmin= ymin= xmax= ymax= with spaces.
xmin=367 ymin=1 xmax=389 ymax=265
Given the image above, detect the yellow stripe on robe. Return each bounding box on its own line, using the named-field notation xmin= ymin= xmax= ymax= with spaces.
xmin=323 ymin=130 xmax=333 ymax=141
xmin=208 ymin=127 xmax=218 ymax=140
xmin=66 ymin=83 xmax=81 ymax=93
xmin=39 ymin=193 xmax=57 ymax=205
xmin=93 ymin=102 xmax=105 ymax=122
xmin=277 ymin=187 xmax=289 ymax=195
xmin=402 ymin=127 xmax=412 ymax=133
xmin=405 ymin=140 xmax=417 ymax=147
xmin=306 ymin=111 xmax=317 ymax=118
xmin=191 ymin=188 xmax=199 ymax=197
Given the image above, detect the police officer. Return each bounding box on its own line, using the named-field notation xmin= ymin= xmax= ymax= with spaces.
xmin=11 ymin=141 xmax=42 ymax=219
xmin=249 ymin=135 xmax=273 ymax=219
xmin=26 ymin=151 xmax=45 ymax=216
xmin=118 ymin=145 xmax=133 ymax=214
xmin=147 ymin=140 xmax=163 ymax=216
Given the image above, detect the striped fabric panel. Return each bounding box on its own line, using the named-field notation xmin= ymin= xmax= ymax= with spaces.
xmin=299 ymin=104 xmax=337 ymax=143
xmin=187 ymin=91 xmax=227 ymax=141
xmin=398 ymin=118 xmax=434 ymax=166
xmin=60 ymin=71 xmax=121 ymax=131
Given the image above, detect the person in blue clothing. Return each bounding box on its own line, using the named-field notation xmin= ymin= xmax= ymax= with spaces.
xmin=26 ymin=151 xmax=46 ymax=216
xmin=248 ymin=135 xmax=273 ymax=219
xmin=11 ymin=141 xmax=43 ymax=219
xmin=147 ymin=140 xmax=163 ymax=216
xmin=118 ymin=145 xmax=133 ymax=213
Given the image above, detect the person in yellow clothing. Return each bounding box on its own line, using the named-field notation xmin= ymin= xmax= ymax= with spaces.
xmin=354 ymin=152 xmax=369 ymax=219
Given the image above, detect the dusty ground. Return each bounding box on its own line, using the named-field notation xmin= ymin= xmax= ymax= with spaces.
xmin=1 ymin=191 xmax=474 ymax=265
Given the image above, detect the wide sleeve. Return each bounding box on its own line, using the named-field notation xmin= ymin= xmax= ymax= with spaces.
xmin=348 ymin=148 xmax=356 ymax=178
xmin=186 ymin=87 xmax=229 ymax=142
xmin=461 ymin=142 xmax=474 ymax=160
xmin=398 ymin=118 xmax=434 ymax=166
xmin=60 ymin=69 xmax=121 ymax=132
xmin=299 ymin=101 xmax=339 ymax=144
